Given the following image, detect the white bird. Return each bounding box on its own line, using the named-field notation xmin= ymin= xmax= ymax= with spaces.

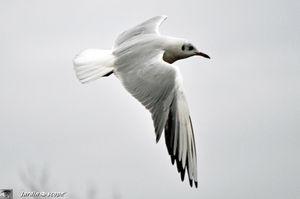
xmin=73 ymin=15 xmax=210 ymax=188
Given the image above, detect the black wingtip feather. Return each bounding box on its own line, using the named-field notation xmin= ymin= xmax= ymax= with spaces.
xmin=164 ymin=98 xmax=198 ymax=188
xmin=102 ymin=71 xmax=113 ymax=77
xmin=156 ymin=136 xmax=160 ymax=143
xmin=176 ymin=159 xmax=181 ymax=172
xmin=175 ymin=158 xmax=187 ymax=183
xmin=180 ymin=168 xmax=185 ymax=181
xmin=171 ymin=156 xmax=175 ymax=164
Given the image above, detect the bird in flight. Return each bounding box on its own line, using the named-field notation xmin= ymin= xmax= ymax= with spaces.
xmin=73 ymin=15 xmax=210 ymax=188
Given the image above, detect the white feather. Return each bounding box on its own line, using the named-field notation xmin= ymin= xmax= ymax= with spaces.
xmin=73 ymin=49 xmax=115 ymax=83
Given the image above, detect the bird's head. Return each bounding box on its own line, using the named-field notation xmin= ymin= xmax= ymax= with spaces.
xmin=181 ymin=42 xmax=210 ymax=59
xmin=163 ymin=40 xmax=210 ymax=64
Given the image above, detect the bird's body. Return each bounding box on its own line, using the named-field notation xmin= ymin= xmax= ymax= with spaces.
xmin=73 ymin=15 xmax=210 ymax=188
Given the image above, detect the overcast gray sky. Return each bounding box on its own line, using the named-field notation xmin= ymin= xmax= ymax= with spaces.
xmin=0 ymin=0 xmax=299 ymax=198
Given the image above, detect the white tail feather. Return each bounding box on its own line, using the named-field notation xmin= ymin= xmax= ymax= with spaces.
xmin=73 ymin=49 xmax=115 ymax=83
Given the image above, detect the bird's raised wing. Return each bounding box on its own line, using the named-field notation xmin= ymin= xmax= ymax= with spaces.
xmin=114 ymin=15 xmax=167 ymax=48
xmin=114 ymin=55 xmax=198 ymax=187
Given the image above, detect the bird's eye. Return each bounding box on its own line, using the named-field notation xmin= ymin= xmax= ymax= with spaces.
xmin=188 ymin=46 xmax=194 ymax=51
xmin=181 ymin=45 xmax=185 ymax=51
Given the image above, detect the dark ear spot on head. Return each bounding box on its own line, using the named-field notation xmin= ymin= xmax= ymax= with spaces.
xmin=181 ymin=45 xmax=185 ymax=51
xmin=188 ymin=45 xmax=194 ymax=51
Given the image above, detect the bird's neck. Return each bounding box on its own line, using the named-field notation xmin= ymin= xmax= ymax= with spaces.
xmin=162 ymin=50 xmax=179 ymax=64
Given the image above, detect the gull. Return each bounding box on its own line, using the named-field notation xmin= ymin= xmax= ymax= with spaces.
xmin=73 ymin=15 xmax=210 ymax=187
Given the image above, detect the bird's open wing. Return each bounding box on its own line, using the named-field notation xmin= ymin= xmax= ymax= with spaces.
xmin=115 ymin=56 xmax=198 ymax=187
xmin=114 ymin=15 xmax=167 ymax=48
